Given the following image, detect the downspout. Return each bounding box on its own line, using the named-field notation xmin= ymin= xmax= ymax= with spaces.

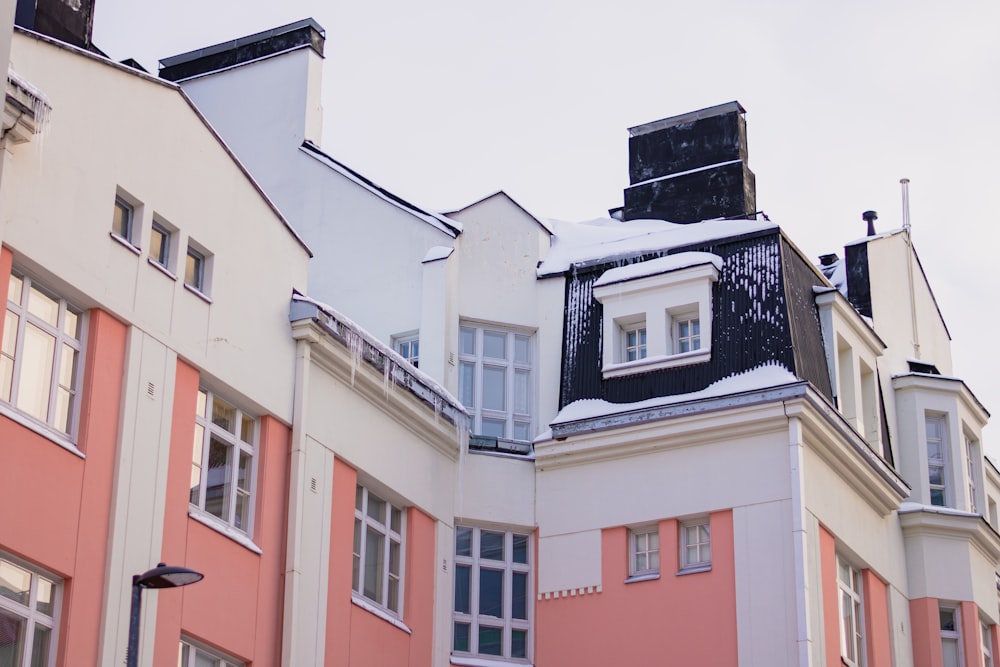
xmin=282 ymin=335 xmax=313 ymax=667
xmin=900 ymin=179 xmax=920 ymax=359
xmin=786 ymin=406 xmax=814 ymax=666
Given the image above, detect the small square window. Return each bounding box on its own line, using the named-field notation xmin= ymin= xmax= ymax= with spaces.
xmin=624 ymin=325 xmax=647 ymax=362
xmin=112 ymin=197 xmax=135 ymax=245
xmin=674 ymin=314 xmax=701 ymax=354
xmin=629 ymin=526 xmax=659 ymax=576
xmin=150 ymin=222 xmax=170 ymax=268
xmin=679 ymin=518 xmax=711 ymax=570
xmin=394 ymin=335 xmax=419 ymax=368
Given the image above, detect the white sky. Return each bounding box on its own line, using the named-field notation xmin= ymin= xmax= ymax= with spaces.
xmin=91 ymin=0 xmax=1000 ymax=456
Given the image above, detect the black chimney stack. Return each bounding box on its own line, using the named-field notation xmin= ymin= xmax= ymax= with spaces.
xmin=15 ymin=0 xmax=96 ymax=50
xmin=622 ymin=101 xmax=756 ymax=224
xmin=863 ymin=210 xmax=878 ymax=236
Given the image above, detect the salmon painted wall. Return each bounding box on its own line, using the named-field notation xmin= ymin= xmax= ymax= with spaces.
xmin=819 ymin=524 xmax=840 ymax=667
xmin=326 ymin=458 xmax=438 ymax=667
xmin=153 ymin=360 xmax=290 ymax=664
xmin=909 ymin=597 xmax=941 ymax=667
xmin=960 ymin=601 xmax=979 ymax=667
xmin=535 ymin=511 xmax=737 ymax=666
xmin=862 ymin=570 xmax=892 ymax=667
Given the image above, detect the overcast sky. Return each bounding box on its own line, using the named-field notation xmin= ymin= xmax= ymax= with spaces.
xmin=91 ymin=0 xmax=1000 ymax=455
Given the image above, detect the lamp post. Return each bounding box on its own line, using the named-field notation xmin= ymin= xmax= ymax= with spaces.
xmin=126 ymin=563 xmax=204 ymax=667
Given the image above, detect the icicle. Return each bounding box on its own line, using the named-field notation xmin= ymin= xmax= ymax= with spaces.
xmin=348 ymin=330 xmax=362 ymax=386
xmin=383 ymin=357 xmax=392 ymax=398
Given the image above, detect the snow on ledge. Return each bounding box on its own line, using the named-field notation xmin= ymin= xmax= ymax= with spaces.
xmin=423 ymin=245 xmax=454 ymax=263
xmin=551 ymin=362 xmax=798 ymax=425
xmin=592 ymin=251 xmax=723 ymax=288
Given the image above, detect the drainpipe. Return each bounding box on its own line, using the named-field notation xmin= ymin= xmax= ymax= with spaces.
xmin=786 ymin=410 xmax=814 ymax=666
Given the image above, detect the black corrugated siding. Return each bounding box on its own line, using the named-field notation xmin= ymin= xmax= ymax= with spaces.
xmin=559 ymin=230 xmax=800 ymax=408
xmin=780 ymin=238 xmax=833 ymax=401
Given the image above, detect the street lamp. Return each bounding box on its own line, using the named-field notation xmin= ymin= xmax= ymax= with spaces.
xmin=127 ymin=563 xmax=204 ymax=667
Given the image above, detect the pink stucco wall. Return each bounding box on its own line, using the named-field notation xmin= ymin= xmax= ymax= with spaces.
xmin=534 ymin=510 xmax=737 ymax=665
xmin=910 ymin=597 xmax=942 ymax=667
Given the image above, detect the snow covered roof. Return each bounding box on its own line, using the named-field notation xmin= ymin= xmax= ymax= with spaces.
xmin=593 ymin=251 xmax=723 ymax=288
xmin=537 ymin=216 xmax=776 ymax=277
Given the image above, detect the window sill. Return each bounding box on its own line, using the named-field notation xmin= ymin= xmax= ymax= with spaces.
xmin=602 ymin=348 xmax=711 ymax=378
xmin=451 ymin=656 xmax=533 ymax=667
xmin=110 ymin=232 xmax=141 ymax=255
xmin=183 ymin=283 xmax=213 ymax=304
xmin=187 ymin=508 xmax=262 ymax=554
xmin=147 ymin=257 xmax=177 ymax=280
xmin=624 ymin=572 xmax=660 ymax=584
xmin=0 ymin=402 xmax=84 ymax=458
xmin=351 ymin=594 xmax=411 ymax=634
xmin=676 ymin=564 xmax=712 ymax=576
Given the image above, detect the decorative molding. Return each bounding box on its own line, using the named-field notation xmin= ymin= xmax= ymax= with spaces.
xmin=538 ymin=585 xmax=602 ymax=601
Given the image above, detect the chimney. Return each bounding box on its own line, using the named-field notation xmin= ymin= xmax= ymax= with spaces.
xmin=622 ymin=101 xmax=756 ymax=224
xmin=15 ymin=0 xmax=96 ymax=50
xmin=863 ymin=210 xmax=877 ymax=236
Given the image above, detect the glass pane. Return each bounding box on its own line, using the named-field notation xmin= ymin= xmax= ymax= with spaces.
xmin=185 ymin=252 xmax=202 ymax=288
xmin=387 ymin=575 xmax=399 ymax=612
xmin=205 ymin=436 xmax=232 ymax=521
xmin=212 ymin=397 xmax=235 ymax=432
xmin=53 ymin=387 xmax=72 ymax=433
xmin=479 ymin=568 xmax=503 ymax=617
xmin=483 ymin=331 xmax=505 ymax=359
xmin=58 ymin=343 xmax=76 ymax=387
xmin=940 ymin=608 xmax=956 ymax=632
xmin=929 ymin=467 xmax=943 ymax=485
xmin=458 ymin=362 xmax=475 ymax=408
xmin=355 ymin=485 xmax=363 ymax=510
xmin=363 ymin=529 xmax=384 ymax=601
xmin=189 ymin=463 xmax=201 ymax=505
xmin=649 ymin=531 xmax=660 ymax=550
xmin=482 ymin=366 xmax=505 ymax=411
xmin=150 ymin=228 xmax=165 ymax=263
xmin=480 ymin=531 xmax=504 ymax=561
xmin=112 ymin=200 xmax=131 ymax=238
xmin=649 ymin=550 xmax=660 ymax=570
xmin=367 ymin=493 xmax=386 ymax=524
xmin=513 ymin=422 xmax=530 ymax=442
xmin=481 ymin=418 xmax=505 ymax=438
xmin=36 ymin=577 xmax=54 ymax=616
xmin=240 ymin=415 xmax=254 ymax=444
xmin=514 ymin=335 xmax=530 ymax=364
xmin=237 ymin=452 xmax=251 ymax=492
xmin=456 ymin=527 xmax=472 ymax=557
xmin=192 ymin=424 xmax=205 ymax=465
xmin=234 ymin=490 xmax=249 ymax=532
xmin=2 ymin=311 xmax=17 ymax=355
xmin=27 ymin=286 xmax=58 ymax=327
xmin=478 ymin=626 xmax=503 ymax=656
xmin=927 ymin=417 xmax=943 ymax=439
xmin=196 ymin=390 xmax=207 ymax=417
xmin=453 ymin=622 xmax=470 ymax=652
xmin=928 ymin=441 xmax=942 ymax=460
xmin=0 ymin=560 xmax=31 ymax=605
xmin=352 ymin=520 xmax=361 ymax=591
xmin=692 ymin=319 xmax=701 ymax=335
xmin=0 ymin=608 xmax=25 ymax=665
xmin=7 ymin=274 xmax=23 ymax=303
xmin=459 ymin=327 xmax=475 ymax=355
xmin=512 ymin=572 xmax=527 ymax=620
xmin=454 ymin=565 xmax=470 ymax=613
xmin=194 ymin=650 xmax=216 ymax=667
xmin=63 ymin=309 xmax=79 ymax=339
xmin=389 ymin=540 xmax=400 ymax=576
xmin=514 ymin=369 xmax=529 ymax=414
xmin=942 ymin=638 xmax=960 ymax=667
xmin=17 ymin=323 xmax=55 ymax=421
xmin=511 ymin=629 xmax=527 ymax=658
xmin=30 ymin=624 xmax=50 ymax=667
xmin=512 ymin=534 xmax=528 ymax=564
xmin=0 ymin=355 xmax=11 ymax=403
xmin=390 ymin=508 xmax=402 ymax=534
xmin=931 ymin=488 xmax=946 ymax=506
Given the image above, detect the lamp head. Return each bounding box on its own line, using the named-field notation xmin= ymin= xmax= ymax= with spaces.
xmin=134 ymin=563 xmax=204 ymax=589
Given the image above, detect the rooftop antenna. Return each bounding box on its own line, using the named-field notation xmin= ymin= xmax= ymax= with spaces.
xmin=900 ymin=177 xmax=919 ymax=358
xmin=900 ymin=178 xmax=911 ymax=231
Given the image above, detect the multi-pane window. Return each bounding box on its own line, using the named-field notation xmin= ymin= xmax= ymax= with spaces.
xmin=675 ymin=316 xmax=701 ymax=353
xmin=111 ymin=196 xmax=135 ymax=245
xmin=149 ymin=222 xmax=170 ymax=268
xmin=967 ymin=435 xmax=979 ymax=514
xmin=623 ymin=325 xmax=647 ymax=361
xmin=189 ymin=389 xmax=257 ymax=534
xmin=179 ymin=639 xmax=243 ymax=667
xmin=927 ymin=414 xmax=948 ymax=507
xmin=185 ymin=246 xmax=205 ymax=292
xmin=2 ymin=272 xmax=84 ymax=437
xmin=394 ymin=336 xmax=419 ymax=368
xmin=458 ymin=325 xmax=533 ymax=442
xmin=629 ymin=526 xmax=659 ymax=576
xmin=353 ymin=486 xmax=404 ymax=615
xmin=983 ymin=620 xmax=993 ymax=667
xmin=680 ymin=519 xmax=711 ymax=569
xmin=940 ymin=605 xmax=961 ymax=667
xmin=837 ymin=555 xmax=865 ymax=667
xmin=453 ymin=526 xmax=531 ymax=661
xmin=0 ymin=555 xmax=59 ymax=667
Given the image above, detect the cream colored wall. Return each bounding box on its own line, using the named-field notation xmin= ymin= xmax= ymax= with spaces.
xmin=903 ymin=530 xmax=998 ymax=621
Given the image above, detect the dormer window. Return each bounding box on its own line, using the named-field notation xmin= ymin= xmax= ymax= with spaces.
xmin=593 ymin=252 xmax=720 ymax=379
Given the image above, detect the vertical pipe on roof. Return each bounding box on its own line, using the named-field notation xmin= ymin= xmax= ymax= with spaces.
xmin=901 ymin=178 xmax=920 ymax=359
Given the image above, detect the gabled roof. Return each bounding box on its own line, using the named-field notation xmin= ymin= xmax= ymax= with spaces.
xmin=445 ymin=190 xmax=553 ymax=235
xmin=299 ymin=141 xmax=462 ymax=237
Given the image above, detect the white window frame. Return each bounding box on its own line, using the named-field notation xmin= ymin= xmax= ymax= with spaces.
xmin=393 ymin=333 xmax=420 ymax=368
xmin=927 ymin=413 xmax=949 ymax=507
xmin=453 ymin=526 xmax=532 ymax=662
xmin=179 ymin=637 xmax=243 ymax=667
xmin=458 ymin=324 xmax=534 ymax=443
xmin=620 ymin=319 xmax=647 ymax=362
xmin=2 ymin=271 xmax=85 ymax=438
xmin=983 ymin=620 xmax=993 ymax=667
xmin=966 ymin=434 xmax=979 ymax=514
xmin=353 ymin=485 xmax=405 ymax=616
xmin=0 ymin=553 xmax=61 ymax=667
xmin=672 ymin=311 xmax=701 ymax=354
xmin=679 ymin=518 xmax=711 ymax=571
xmin=628 ymin=525 xmax=659 ymax=577
xmin=939 ymin=604 xmax=962 ymax=667
xmin=189 ymin=388 xmax=258 ymax=535
xmin=837 ymin=555 xmax=865 ymax=667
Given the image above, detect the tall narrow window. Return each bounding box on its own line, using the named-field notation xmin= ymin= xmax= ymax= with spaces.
xmin=2 ymin=271 xmax=84 ymax=437
xmin=185 ymin=246 xmax=205 ymax=291
xmin=838 ymin=556 xmax=865 ymax=667
xmin=453 ymin=526 xmax=531 ymax=660
xmin=940 ymin=605 xmax=961 ymax=667
xmin=458 ymin=324 xmax=533 ymax=442
xmin=680 ymin=518 xmax=711 ymax=570
xmin=353 ymin=486 xmax=404 ymax=616
xmin=189 ymin=389 xmax=257 ymax=534
xmin=966 ymin=435 xmax=979 ymax=514
xmin=623 ymin=324 xmax=647 ymax=361
xmin=628 ymin=526 xmax=659 ymax=577
xmin=0 ymin=555 xmax=60 ymax=667
xmin=111 ymin=196 xmax=135 ymax=245
xmin=927 ymin=414 xmax=948 ymax=507
xmin=149 ymin=222 xmax=171 ymax=268
xmin=675 ymin=315 xmax=701 ymax=353
xmin=983 ymin=620 xmax=993 ymax=667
